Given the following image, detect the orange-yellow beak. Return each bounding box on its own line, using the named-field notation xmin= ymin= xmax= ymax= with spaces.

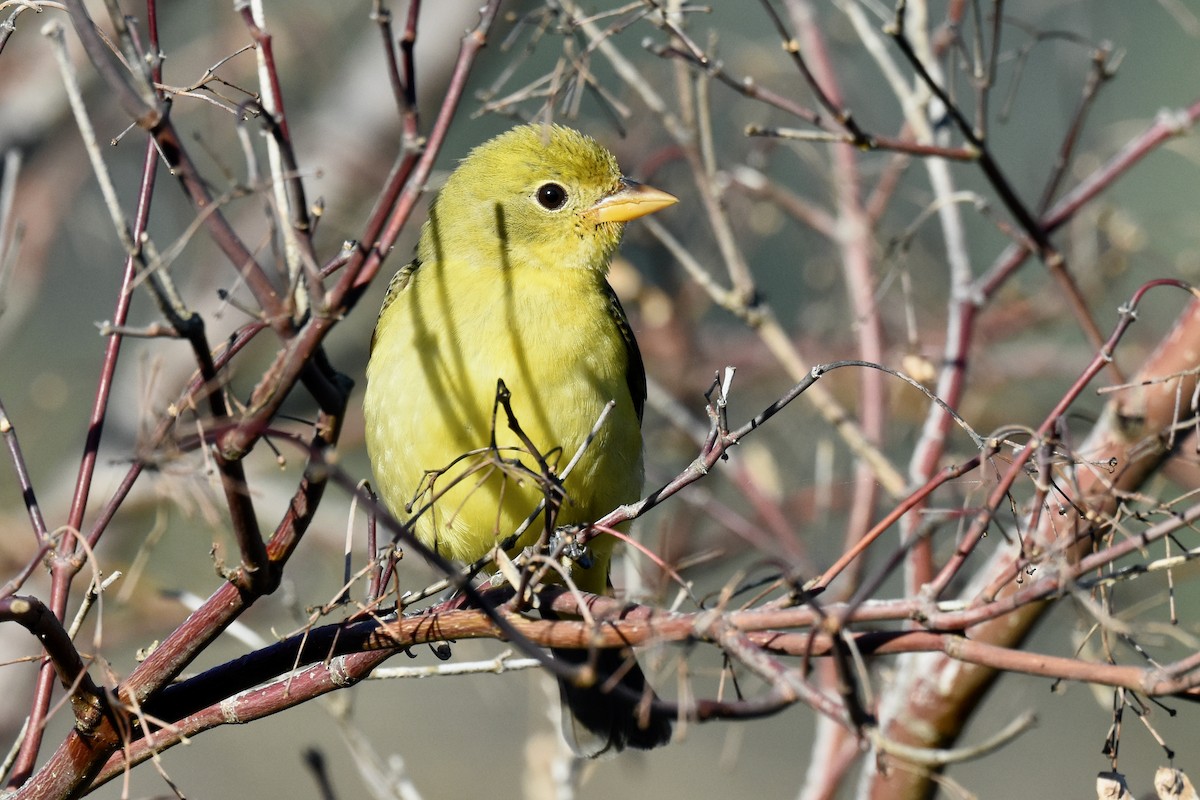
xmin=587 ymin=179 xmax=678 ymax=223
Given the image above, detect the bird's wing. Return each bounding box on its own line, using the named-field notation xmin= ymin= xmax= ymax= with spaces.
xmin=370 ymin=258 xmax=421 ymax=353
xmin=604 ymin=280 xmax=646 ymax=424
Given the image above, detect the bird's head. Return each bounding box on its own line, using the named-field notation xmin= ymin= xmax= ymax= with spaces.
xmin=419 ymin=124 xmax=676 ymax=273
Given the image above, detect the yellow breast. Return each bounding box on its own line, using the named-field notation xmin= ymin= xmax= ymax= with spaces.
xmin=363 ymin=259 xmax=643 ymax=587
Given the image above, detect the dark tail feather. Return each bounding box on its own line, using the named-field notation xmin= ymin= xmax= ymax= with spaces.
xmin=551 ymin=643 xmax=673 ymax=758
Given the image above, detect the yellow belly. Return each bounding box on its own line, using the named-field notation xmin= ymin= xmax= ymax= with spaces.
xmin=363 ymin=260 xmax=643 ymax=592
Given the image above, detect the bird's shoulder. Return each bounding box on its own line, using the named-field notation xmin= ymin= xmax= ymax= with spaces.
xmin=370 ymin=258 xmax=422 ymax=353
xmin=380 ymin=258 xmax=421 ymax=311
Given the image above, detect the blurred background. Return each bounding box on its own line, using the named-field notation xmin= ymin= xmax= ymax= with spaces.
xmin=2 ymin=0 xmax=1199 ymax=797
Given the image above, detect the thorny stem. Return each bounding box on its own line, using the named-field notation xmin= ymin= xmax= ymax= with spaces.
xmin=5 ymin=3 xmax=503 ymax=796
xmin=888 ymin=3 xmax=1114 ymax=364
xmin=8 ymin=25 xmax=163 ymax=777
xmin=928 ymin=279 xmax=1198 ymax=596
xmin=8 ymin=2 xmax=1200 ymax=796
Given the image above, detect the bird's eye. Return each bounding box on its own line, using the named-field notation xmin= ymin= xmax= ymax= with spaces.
xmin=536 ymin=182 xmax=568 ymax=210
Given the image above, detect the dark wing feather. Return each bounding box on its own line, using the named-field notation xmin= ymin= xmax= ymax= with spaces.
xmin=603 ymin=280 xmax=646 ymax=424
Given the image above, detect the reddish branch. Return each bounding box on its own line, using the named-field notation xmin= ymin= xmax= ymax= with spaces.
xmin=7 ymin=102 xmax=165 ymax=793
xmin=0 ymin=596 xmax=104 ymax=730
xmin=75 ymin=512 xmax=1200 ymax=790
xmin=872 ymin=290 xmax=1200 ymax=798
xmin=5 ymin=2 xmax=503 ymax=797
xmin=6 ymin=3 xmax=1200 ymax=799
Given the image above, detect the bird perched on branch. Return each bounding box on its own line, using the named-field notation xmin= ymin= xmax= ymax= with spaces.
xmin=363 ymin=123 xmax=676 ymax=756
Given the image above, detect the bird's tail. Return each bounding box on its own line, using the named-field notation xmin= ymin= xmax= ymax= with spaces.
xmin=550 ymin=639 xmax=673 ymax=758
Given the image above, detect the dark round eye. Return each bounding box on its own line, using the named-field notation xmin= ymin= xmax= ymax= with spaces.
xmin=535 ymin=182 xmax=568 ymax=210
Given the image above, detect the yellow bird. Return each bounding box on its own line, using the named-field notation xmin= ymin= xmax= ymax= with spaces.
xmin=363 ymin=124 xmax=676 ymax=755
